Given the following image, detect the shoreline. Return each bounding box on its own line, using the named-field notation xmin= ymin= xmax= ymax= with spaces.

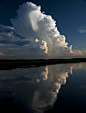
xmin=0 ymin=58 xmax=86 ymax=70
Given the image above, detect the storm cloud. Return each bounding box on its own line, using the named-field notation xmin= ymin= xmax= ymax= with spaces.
xmin=0 ymin=2 xmax=85 ymax=58
xmin=10 ymin=2 xmax=73 ymax=57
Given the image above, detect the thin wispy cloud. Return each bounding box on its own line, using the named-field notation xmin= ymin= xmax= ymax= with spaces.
xmin=78 ymin=25 xmax=86 ymax=33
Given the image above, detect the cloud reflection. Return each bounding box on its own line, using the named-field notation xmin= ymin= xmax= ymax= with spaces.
xmin=0 ymin=63 xmax=86 ymax=113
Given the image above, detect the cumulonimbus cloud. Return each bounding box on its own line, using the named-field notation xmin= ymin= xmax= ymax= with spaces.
xmin=0 ymin=2 xmax=85 ymax=58
xmin=10 ymin=2 xmax=74 ymax=57
xmin=30 ymin=38 xmax=49 ymax=55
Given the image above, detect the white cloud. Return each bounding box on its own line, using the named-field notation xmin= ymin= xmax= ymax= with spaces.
xmin=0 ymin=24 xmax=14 ymax=31
xmin=72 ymin=50 xmax=84 ymax=56
xmin=0 ymin=2 xmax=85 ymax=58
xmin=30 ymin=38 xmax=49 ymax=55
xmin=78 ymin=25 xmax=86 ymax=33
xmin=10 ymin=2 xmax=73 ymax=57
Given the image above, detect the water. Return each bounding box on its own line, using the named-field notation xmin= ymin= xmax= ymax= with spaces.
xmin=0 ymin=63 xmax=86 ymax=113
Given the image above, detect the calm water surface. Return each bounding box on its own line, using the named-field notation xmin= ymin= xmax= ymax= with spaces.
xmin=0 ymin=63 xmax=86 ymax=113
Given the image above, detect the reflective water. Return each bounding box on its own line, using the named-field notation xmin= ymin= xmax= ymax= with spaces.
xmin=0 ymin=63 xmax=86 ymax=113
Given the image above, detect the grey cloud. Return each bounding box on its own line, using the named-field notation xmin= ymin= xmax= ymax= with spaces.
xmin=0 ymin=25 xmax=31 ymax=46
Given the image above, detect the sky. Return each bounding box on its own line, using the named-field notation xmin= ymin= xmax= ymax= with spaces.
xmin=0 ymin=0 xmax=86 ymax=59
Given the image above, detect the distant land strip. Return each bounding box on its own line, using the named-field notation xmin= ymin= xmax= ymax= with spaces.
xmin=0 ymin=58 xmax=86 ymax=70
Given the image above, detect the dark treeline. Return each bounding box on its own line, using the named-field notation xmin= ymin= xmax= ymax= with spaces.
xmin=0 ymin=58 xmax=86 ymax=70
xmin=0 ymin=58 xmax=86 ymax=61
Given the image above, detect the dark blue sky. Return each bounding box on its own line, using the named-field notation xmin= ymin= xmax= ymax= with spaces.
xmin=0 ymin=0 xmax=86 ymax=59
